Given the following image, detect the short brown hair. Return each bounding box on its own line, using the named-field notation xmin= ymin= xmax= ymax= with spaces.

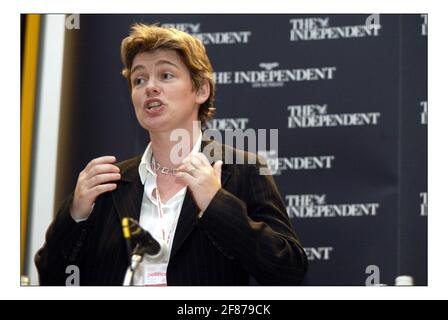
xmin=120 ymin=23 xmax=216 ymax=125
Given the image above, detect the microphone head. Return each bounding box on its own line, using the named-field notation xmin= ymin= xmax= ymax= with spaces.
xmin=127 ymin=218 xmax=161 ymax=256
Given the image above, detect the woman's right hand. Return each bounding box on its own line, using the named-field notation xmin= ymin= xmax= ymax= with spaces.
xmin=70 ymin=156 xmax=121 ymax=220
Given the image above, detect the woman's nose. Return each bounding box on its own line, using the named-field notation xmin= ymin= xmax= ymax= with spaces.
xmin=145 ymin=79 xmax=160 ymax=96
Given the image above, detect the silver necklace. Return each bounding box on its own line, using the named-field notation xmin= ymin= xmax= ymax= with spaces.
xmin=150 ymin=154 xmax=179 ymax=175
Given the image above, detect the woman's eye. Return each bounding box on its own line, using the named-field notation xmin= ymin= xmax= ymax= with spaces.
xmin=162 ymin=72 xmax=173 ymax=80
xmin=133 ymin=77 xmax=145 ymax=86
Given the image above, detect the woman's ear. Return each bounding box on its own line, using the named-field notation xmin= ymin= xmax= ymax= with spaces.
xmin=195 ymin=81 xmax=210 ymax=105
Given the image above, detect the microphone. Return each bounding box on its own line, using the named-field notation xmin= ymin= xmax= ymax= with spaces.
xmin=122 ymin=217 xmax=162 ymax=257
xmin=121 ymin=217 xmax=167 ymax=286
xmin=128 ymin=217 xmax=162 ymax=256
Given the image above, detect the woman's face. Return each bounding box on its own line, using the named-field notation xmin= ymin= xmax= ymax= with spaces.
xmin=130 ymin=49 xmax=208 ymax=134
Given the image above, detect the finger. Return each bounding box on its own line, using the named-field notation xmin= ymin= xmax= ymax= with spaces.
xmin=85 ymin=164 xmax=120 ymax=178
xmin=85 ymin=156 xmax=117 ymax=171
xmin=182 ymin=153 xmax=204 ymax=167
xmin=213 ymin=160 xmax=223 ymax=184
xmin=190 ymin=153 xmax=210 ymax=170
xmin=89 ymin=183 xmax=118 ymax=199
xmin=189 ymin=154 xmax=203 ymax=168
xmin=181 ymin=154 xmax=195 ymax=166
xmin=85 ymin=172 xmax=121 ymax=189
xmin=175 ymin=171 xmax=198 ymax=186
xmin=196 ymin=153 xmax=211 ymax=167
xmin=177 ymin=164 xmax=201 ymax=178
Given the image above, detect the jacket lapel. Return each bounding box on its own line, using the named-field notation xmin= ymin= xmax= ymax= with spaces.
xmin=170 ymin=139 xmax=231 ymax=260
xmin=111 ymin=156 xmax=144 ymax=223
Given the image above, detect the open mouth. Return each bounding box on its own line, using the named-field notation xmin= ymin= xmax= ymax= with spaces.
xmin=144 ymin=101 xmax=163 ymax=111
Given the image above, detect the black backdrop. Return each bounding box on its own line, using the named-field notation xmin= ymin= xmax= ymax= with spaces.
xmin=55 ymin=14 xmax=427 ymax=285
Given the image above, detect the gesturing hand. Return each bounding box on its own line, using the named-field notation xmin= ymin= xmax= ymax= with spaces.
xmin=70 ymin=156 xmax=121 ymax=220
xmin=175 ymin=153 xmax=223 ymax=213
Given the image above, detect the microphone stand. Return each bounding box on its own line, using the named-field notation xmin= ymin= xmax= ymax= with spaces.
xmin=123 ymin=244 xmax=145 ymax=286
xmin=122 ymin=217 xmax=140 ymax=286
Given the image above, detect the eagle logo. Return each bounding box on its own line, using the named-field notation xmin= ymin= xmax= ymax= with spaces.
xmin=259 ymin=62 xmax=279 ymax=71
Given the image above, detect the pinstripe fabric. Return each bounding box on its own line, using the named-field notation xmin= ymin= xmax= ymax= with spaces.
xmin=35 ymin=140 xmax=308 ymax=285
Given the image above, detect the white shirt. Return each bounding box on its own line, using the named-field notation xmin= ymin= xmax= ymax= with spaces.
xmin=130 ymin=132 xmax=202 ymax=285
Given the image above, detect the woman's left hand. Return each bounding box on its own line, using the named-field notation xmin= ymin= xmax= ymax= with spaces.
xmin=175 ymin=153 xmax=223 ymax=213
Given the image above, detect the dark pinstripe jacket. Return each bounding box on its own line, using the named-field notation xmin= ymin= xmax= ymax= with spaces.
xmin=35 ymin=140 xmax=308 ymax=285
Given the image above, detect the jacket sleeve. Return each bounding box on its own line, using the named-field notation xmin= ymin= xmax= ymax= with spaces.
xmin=197 ymin=160 xmax=308 ymax=285
xmin=34 ymin=194 xmax=92 ymax=285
